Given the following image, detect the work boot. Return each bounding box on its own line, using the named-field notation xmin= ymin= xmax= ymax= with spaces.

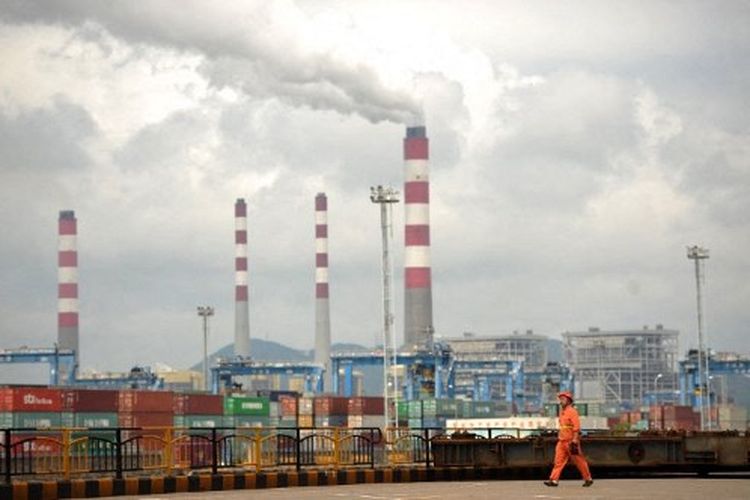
xmin=544 ymin=480 xmax=558 ymax=487
xmin=582 ymin=479 xmax=594 ymax=487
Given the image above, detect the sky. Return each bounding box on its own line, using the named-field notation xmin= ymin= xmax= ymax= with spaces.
xmin=0 ymin=0 xmax=748 ymax=375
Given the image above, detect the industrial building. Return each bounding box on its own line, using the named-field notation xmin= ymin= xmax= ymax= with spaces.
xmin=563 ymin=325 xmax=679 ymax=406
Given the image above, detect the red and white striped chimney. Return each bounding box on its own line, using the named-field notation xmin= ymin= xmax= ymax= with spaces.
xmin=403 ymin=126 xmax=434 ymax=350
xmin=314 ymin=193 xmax=331 ymax=388
xmin=58 ymin=210 xmax=79 ymax=363
xmin=234 ymin=199 xmax=251 ymax=358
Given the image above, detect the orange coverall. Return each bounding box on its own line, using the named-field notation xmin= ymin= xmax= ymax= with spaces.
xmin=549 ymin=404 xmax=592 ymax=482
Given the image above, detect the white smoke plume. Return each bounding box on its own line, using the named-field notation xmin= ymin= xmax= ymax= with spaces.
xmin=1 ymin=0 xmax=422 ymax=124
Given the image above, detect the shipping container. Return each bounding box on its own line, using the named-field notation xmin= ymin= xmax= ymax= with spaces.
xmin=314 ymin=396 xmax=348 ymax=416
xmin=347 ymin=397 xmax=384 ymax=415
xmin=0 ymin=412 xmax=62 ymax=428
xmin=0 ymin=387 xmax=63 ymax=412
xmin=407 ymin=400 xmax=422 ymax=419
xmin=118 ymin=391 xmax=174 ymax=413
xmin=224 ymin=415 xmax=271 ymax=428
xmin=256 ymin=389 xmax=300 ymax=402
xmin=62 ymin=389 xmax=119 ymax=413
xmin=182 ymin=415 xmax=223 ymax=428
xmin=467 ymin=401 xmax=512 ymax=418
xmin=314 ymin=414 xmax=347 ymax=427
xmin=279 ymin=396 xmax=297 ymax=417
xmin=118 ymin=412 xmax=173 ymax=427
xmin=62 ymin=412 xmax=118 ymax=428
xmin=298 ymin=397 xmax=314 ymax=416
xmin=347 ymin=415 xmax=384 ymax=428
xmin=298 ymin=414 xmax=314 ymax=427
xmin=278 ymin=416 xmax=297 ymax=428
xmin=422 ymin=399 xmax=461 ymax=418
xmin=173 ymin=393 xmax=223 ymax=415
xmin=223 ymin=396 xmax=270 ymax=416
xmin=407 ymin=418 xmax=422 ymax=428
xmin=397 ymin=401 xmax=409 ymax=419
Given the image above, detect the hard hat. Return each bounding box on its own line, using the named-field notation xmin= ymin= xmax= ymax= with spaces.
xmin=557 ymin=391 xmax=574 ymax=402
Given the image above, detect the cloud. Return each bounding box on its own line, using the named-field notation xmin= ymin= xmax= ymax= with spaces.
xmin=2 ymin=0 xmax=421 ymax=124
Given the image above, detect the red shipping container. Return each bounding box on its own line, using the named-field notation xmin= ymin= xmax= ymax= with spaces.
xmin=118 ymin=390 xmax=173 ymax=413
xmin=173 ymin=393 xmax=223 ymax=415
xmin=279 ymin=396 xmax=297 ymax=417
xmin=663 ymin=405 xmax=694 ymax=421
xmin=0 ymin=387 xmax=63 ymax=412
xmin=348 ymin=397 xmax=384 ymax=416
xmin=62 ymin=389 xmax=119 ymax=412
xmin=314 ymin=396 xmax=348 ymax=416
xmin=118 ymin=412 xmax=173 ymax=428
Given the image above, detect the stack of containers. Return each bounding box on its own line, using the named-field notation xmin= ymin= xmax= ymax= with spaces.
xmin=173 ymin=393 xmax=223 ymax=428
xmin=717 ymin=404 xmax=748 ymax=430
xmin=298 ymin=396 xmax=314 ymax=427
xmin=256 ymin=390 xmax=298 ymax=427
xmin=407 ymin=400 xmax=423 ymax=428
xmin=278 ymin=395 xmax=298 ymax=427
xmin=347 ymin=397 xmax=384 ymax=428
xmin=118 ymin=390 xmax=174 ymax=428
xmin=223 ymin=395 xmax=270 ymax=428
xmin=314 ymin=396 xmax=348 ymax=427
xmin=421 ymin=399 xmax=461 ymax=428
xmin=0 ymin=387 xmax=63 ymax=428
xmin=62 ymin=389 xmax=119 ymax=428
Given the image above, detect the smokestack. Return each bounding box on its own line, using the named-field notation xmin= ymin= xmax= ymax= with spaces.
xmin=58 ymin=210 xmax=79 ymax=365
xmin=234 ymin=199 xmax=251 ymax=358
xmin=314 ymin=193 xmax=331 ymax=389
xmin=403 ymin=126 xmax=434 ymax=350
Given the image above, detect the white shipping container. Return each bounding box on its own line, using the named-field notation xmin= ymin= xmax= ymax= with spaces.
xmin=445 ymin=416 xmax=608 ymax=438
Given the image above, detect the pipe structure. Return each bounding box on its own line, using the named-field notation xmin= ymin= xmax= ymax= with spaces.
xmin=403 ymin=126 xmax=434 ymax=350
xmin=314 ymin=193 xmax=331 ymax=390
xmin=234 ymin=199 xmax=251 ymax=358
xmin=58 ymin=210 xmax=79 ymax=373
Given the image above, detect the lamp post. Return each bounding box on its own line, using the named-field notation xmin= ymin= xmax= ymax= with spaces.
xmin=654 ymin=373 xmax=663 ymax=406
xmin=687 ymin=245 xmax=710 ymax=430
xmin=197 ymin=306 xmax=215 ymax=391
xmin=370 ymin=185 xmax=399 ymax=431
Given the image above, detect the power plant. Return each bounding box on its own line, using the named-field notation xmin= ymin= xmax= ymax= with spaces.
xmin=0 ymin=124 xmax=748 ymax=430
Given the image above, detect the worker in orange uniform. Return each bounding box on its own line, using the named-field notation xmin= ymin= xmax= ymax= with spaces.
xmin=544 ymin=391 xmax=594 ymax=487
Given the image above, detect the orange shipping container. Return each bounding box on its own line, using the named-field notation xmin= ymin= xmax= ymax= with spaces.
xmin=118 ymin=390 xmax=173 ymax=413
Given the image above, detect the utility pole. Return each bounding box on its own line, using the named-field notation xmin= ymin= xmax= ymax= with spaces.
xmin=687 ymin=245 xmax=710 ymax=430
xmin=197 ymin=306 xmax=215 ymax=391
xmin=370 ymin=185 xmax=400 ymax=430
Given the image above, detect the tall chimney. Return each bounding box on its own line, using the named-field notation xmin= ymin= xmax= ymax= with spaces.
xmin=58 ymin=210 xmax=79 ymax=365
xmin=403 ymin=126 xmax=434 ymax=350
xmin=234 ymin=199 xmax=251 ymax=358
xmin=314 ymin=193 xmax=331 ymax=389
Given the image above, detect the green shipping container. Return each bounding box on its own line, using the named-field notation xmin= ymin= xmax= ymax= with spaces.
xmin=72 ymin=413 xmax=118 ymax=428
xmin=397 ymin=401 xmax=409 ymax=419
xmin=184 ymin=415 xmax=223 ymax=428
xmin=224 ymin=415 xmax=270 ymax=428
xmin=224 ymin=396 xmax=270 ymax=416
xmin=407 ymin=418 xmax=422 ymax=429
xmin=3 ymin=412 xmax=62 ymax=428
xmin=421 ymin=399 xmax=461 ymax=417
xmin=407 ymin=401 xmax=422 ymax=419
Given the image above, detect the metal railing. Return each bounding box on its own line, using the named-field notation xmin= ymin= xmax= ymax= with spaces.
xmin=0 ymin=426 xmax=396 ymax=482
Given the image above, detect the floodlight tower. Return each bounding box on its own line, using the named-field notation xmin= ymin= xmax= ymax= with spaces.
xmin=687 ymin=245 xmax=710 ymax=430
xmin=197 ymin=305 xmax=215 ymax=391
xmin=370 ymin=185 xmax=400 ymax=430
